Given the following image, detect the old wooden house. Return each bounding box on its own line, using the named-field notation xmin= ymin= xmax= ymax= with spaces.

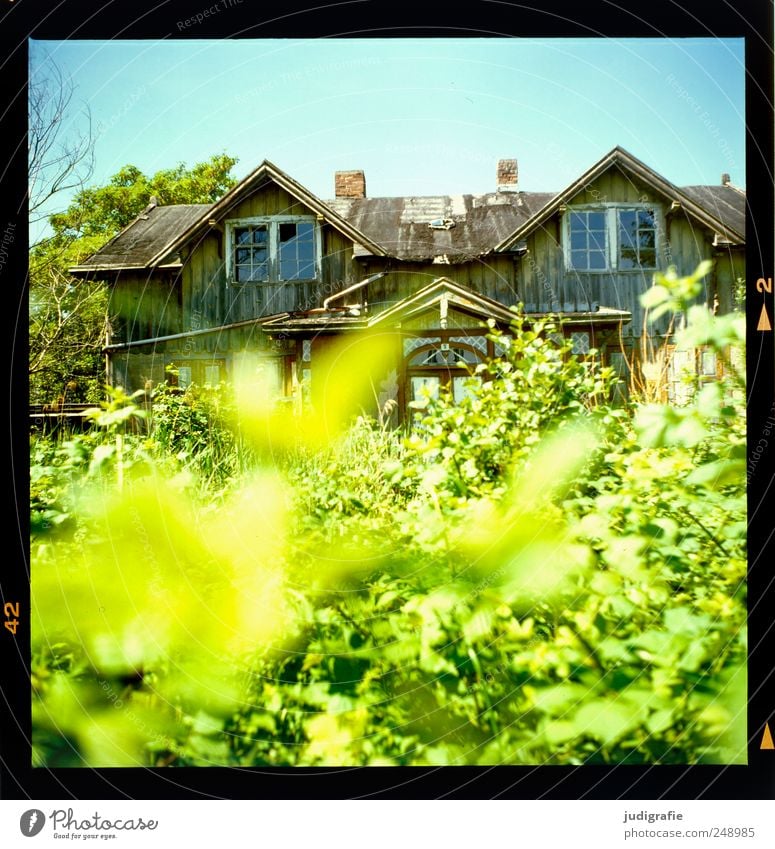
xmin=71 ymin=146 xmax=745 ymax=419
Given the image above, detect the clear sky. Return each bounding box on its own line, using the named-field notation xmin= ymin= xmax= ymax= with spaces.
xmin=30 ymin=37 xmax=745 ymax=211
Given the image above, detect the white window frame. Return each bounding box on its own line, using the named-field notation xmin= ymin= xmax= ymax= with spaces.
xmin=226 ymin=215 xmax=321 ymax=283
xmin=564 ymin=203 xmax=659 ymax=272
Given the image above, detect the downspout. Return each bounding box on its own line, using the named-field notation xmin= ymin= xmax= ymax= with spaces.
xmin=322 ymin=271 xmax=387 ymax=310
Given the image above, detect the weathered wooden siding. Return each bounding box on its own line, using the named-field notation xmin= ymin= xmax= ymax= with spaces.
xmin=216 ymin=184 xmax=356 ymax=318
xmin=182 ymin=230 xmax=223 ymax=343
xmin=109 ymin=271 xmax=181 ymax=344
xmin=571 ymin=165 xmax=653 ymax=206
xmin=364 ymin=256 xmax=518 ymax=313
xmin=714 ymin=248 xmax=744 ymax=315
xmin=110 ymin=350 xmax=167 ymax=391
xmin=108 ymin=324 xmax=295 ymax=393
xmin=399 ymin=308 xmax=494 ymax=332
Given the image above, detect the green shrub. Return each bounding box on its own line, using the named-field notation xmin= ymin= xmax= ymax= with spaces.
xmin=31 ymin=265 xmax=746 ymax=767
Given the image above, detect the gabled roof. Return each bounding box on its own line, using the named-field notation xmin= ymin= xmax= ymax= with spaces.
xmin=146 ymin=159 xmax=387 ymax=266
xmin=70 ymin=203 xmax=212 ymax=273
xmin=71 ymin=148 xmax=745 ymax=276
xmin=370 ymin=276 xmax=519 ymax=326
xmin=71 ymin=161 xmax=387 ymax=275
xmin=494 ymin=146 xmax=745 ymax=252
xmin=679 ymin=184 xmax=746 ymax=239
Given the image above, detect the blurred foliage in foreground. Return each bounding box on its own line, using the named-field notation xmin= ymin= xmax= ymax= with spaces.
xmin=30 ymin=264 xmax=746 ymax=766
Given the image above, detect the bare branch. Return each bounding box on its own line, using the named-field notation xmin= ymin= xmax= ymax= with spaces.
xmin=28 ymin=57 xmax=95 ymax=236
xmin=29 ymin=267 xmax=107 ymax=376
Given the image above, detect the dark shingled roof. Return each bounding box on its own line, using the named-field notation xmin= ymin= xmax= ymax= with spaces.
xmin=71 ymin=203 xmax=212 ymax=270
xmin=679 ymin=185 xmax=746 ymax=240
xmin=326 ymin=191 xmax=558 ymax=261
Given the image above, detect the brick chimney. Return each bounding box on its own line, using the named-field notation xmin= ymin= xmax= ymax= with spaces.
xmin=721 ymin=172 xmax=731 ymax=186
xmin=497 ymin=158 xmax=518 ymax=192
xmin=335 ymin=170 xmax=366 ymax=198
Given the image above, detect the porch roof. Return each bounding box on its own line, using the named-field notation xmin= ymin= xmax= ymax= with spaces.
xmin=262 ymin=277 xmax=631 ymax=335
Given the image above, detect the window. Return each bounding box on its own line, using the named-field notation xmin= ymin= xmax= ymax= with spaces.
xmin=570 ymin=331 xmax=590 ymax=355
xmin=408 ymin=345 xmax=479 ymax=367
xmin=227 ymin=217 xmax=318 ymax=283
xmin=204 ymin=364 xmax=221 ymax=386
xmin=667 ymin=348 xmax=694 ymax=405
xmin=177 ymin=366 xmax=192 ymax=389
xmin=233 ymin=223 xmax=269 ymax=282
xmin=617 ymin=208 xmax=657 ymax=269
xmin=569 ymin=211 xmax=608 ymax=271
xmin=411 ymin=375 xmax=440 ymax=402
xmin=405 ymin=340 xmax=484 ymax=410
xmin=700 ymin=349 xmax=718 ymax=377
xmin=452 ymin=376 xmax=480 ymax=403
xmin=566 ymin=206 xmax=657 ymax=272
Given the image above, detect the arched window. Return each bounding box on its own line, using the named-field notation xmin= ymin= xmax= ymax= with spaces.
xmin=405 ymin=341 xmax=485 ymax=405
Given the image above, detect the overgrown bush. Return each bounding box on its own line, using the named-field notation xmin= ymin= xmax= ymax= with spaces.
xmin=31 ymin=264 xmax=746 ymax=767
xmin=149 ymin=376 xmax=254 ymax=495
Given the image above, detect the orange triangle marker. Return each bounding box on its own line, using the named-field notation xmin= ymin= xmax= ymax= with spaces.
xmin=757 ymin=304 xmax=772 ymax=331
xmin=760 ymin=722 xmax=774 ymax=749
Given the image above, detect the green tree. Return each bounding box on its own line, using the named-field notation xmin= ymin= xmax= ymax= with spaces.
xmin=48 ymin=154 xmax=238 ymax=239
xmin=29 ymin=154 xmax=239 ymax=404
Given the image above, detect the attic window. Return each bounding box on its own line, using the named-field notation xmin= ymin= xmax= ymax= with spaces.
xmin=618 ymin=209 xmax=657 ymax=269
xmin=227 ymin=216 xmax=319 ymax=283
xmin=565 ymin=205 xmax=657 ymax=272
xmin=279 ymin=221 xmax=315 ymax=280
xmin=568 ymin=211 xmax=607 ymax=271
xmin=234 ymin=224 xmax=269 ymax=282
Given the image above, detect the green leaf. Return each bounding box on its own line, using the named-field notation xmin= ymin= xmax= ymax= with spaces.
xmin=572 ymin=699 xmax=638 ymax=746
xmin=544 ymin=719 xmax=577 ymax=745
xmin=685 ymin=459 xmax=746 ymax=490
xmin=678 ymin=641 xmax=709 ymax=673
xmin=646 ymin=708 xmax=675 ymax=735
xmin=640 ymin=284 xmax=670 ymax=310
xmin=462 ymin=607 xmax=495 ymax=643
xmin=88 ymin=443 xmax=116 ymax=474
xmin=663 ymin=608 xmax=711 ymax=636
xmin=531 ymin=684 xmax=590 ymax=715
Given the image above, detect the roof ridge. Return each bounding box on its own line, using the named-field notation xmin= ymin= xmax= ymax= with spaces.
xmin=326 ymin=189 xmax=557 ymax=201
xmin=681 ymin=182 xmax=746 ymax=192
xmin=722 ymin=181 xmax=746 ymax=196
xmin=147 ymin=201 xmax=214 ymax=208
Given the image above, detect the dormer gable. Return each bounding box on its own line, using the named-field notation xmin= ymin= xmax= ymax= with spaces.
xmin=149 ymin=159 xmax=386 ymax=268
xmin=494 ymin=146 xmax=745 ymax=254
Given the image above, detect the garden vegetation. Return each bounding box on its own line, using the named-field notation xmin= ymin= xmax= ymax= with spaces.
xmin=30 ymin=262 xmax=746 ymax=767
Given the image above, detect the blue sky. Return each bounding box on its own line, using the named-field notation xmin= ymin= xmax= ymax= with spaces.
xmin=30 ymin=37 xmax=745 ymax=211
